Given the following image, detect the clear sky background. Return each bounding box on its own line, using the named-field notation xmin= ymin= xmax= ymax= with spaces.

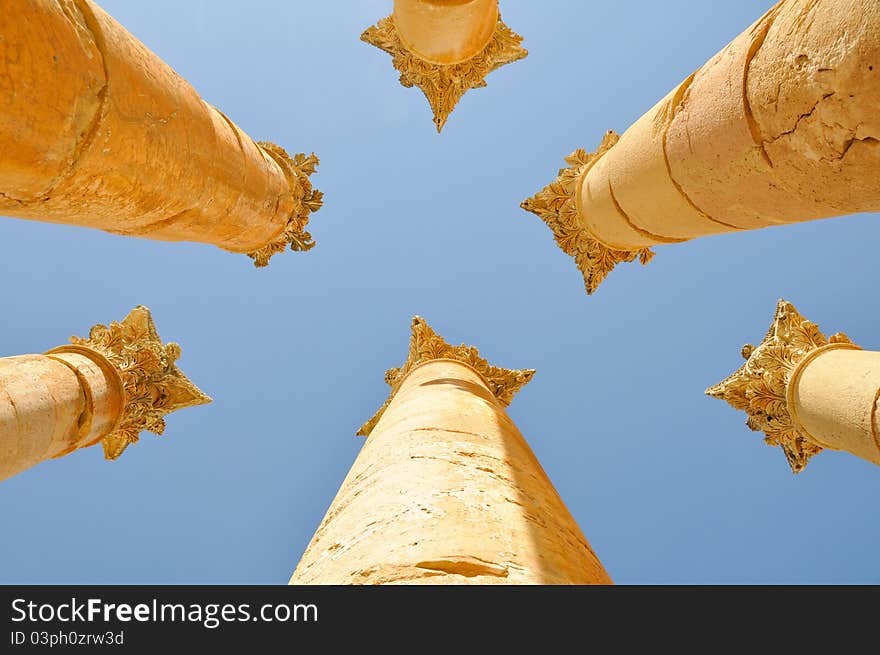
xmin=1 ymin=0 xmax=878 ymax=584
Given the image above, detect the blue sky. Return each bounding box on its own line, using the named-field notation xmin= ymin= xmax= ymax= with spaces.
xmin=1 ymin=0 xmax=878 ymax=584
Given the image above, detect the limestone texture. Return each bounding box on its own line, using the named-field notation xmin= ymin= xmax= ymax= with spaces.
xmin=523 ymin=0 xmax=880 ymax=294
xmin=0 ymin=0 xmax=322 ymax=266
xmin=290 ymin=317 xmax=611 ymax=585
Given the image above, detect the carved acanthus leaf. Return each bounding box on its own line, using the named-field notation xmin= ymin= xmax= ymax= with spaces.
xmin=706 ymin=300 xmax=856 ymax=473
xmin=71 ymin=306 xmax=211 ymax=460
xmin=357 ymin=316 xmax=535 ymax=436
xmin=247 ymin=143 xmax=323 ymax=267
xmin=520 ymin=131 xmax=654 ymax=295
xmin=361 ymin=15 xmax=527 ymax=132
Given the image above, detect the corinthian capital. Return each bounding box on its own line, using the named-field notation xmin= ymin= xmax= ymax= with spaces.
xmin=361 ymin=10 xmax=526 ymax=132
xmin=520 ymin=132 xmax=655 ymax=295
xmin=357 ymin=316 xmax=534 ymax=437
xmin=66 ymin=306 xmax=211 ymax=459
xmin=706 ymin=300 xmax=857 ymax=473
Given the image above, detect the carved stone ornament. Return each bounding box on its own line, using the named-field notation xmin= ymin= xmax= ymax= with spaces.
xmin=706 ymin=300 xmax=857 ymax=473
xmin=357 ymin=316 xmax=535 ymax=436
xmin=361 ymin=15 xmax=527 ymax=132
xmin=69 ymin=306 xmax=211 ymax=460
xmin=520 ymin=131 xmax=654 ymax=295
xmin=247 ymin=143 xmax=323 ymax=267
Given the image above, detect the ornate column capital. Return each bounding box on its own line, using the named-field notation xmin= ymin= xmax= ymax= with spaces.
xmin=706 ymin=300 xmax=858 ymax=473
xmin=357 ymin=316 xmax=534 ymax=436
xmin=520 ymin=132 xmax=654 ymax=295
xmin=246 ymin=144 xmax=323 ymax=267
xmin=63 ymin=306 xmax=211 ymax=460
xmin=361 ymin=14 xmax=526 ymax=132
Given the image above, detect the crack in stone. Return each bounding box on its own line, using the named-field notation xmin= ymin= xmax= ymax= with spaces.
xmin=742 ymin=5 xmax=781 ymax=168
xmin=840 ymin=135 xmax=879 ymax=159
xmin=415 ymin=556 xmax=509 ymax=578
xmin=765 ymin=91 xmax=836 ymax=145
xmin=35 ymin=0 xmax=112 ymax=201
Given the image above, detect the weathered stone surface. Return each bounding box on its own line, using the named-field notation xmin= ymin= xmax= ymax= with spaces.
xmin=0 ymin=0 xmax=322 ymax=266
xmin=291 ymin=318 xmax=611 ymax=585
xmin=523 ymin=0 xmax=880 ymax=294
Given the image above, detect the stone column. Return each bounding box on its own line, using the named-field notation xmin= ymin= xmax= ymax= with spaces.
xmin=362 ymin=0 xmax=527 ymax=131
xmin=290 ymin=317 xmax=611 ymax=584
xmin=707 ymin=300 xmax=880 ymax=473
xmin=0 ymin=0 xmax=322 ymax=267
xmin=0 ymin=306 xmax=210 ymax=481
xmin=522 ymin=0 xmax=880 ymax=294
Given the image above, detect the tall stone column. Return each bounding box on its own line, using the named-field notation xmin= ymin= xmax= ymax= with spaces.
xmin=0 ymin=0 xmax=322 ymax=267
xmin=0 ymin=306 xmax=210 ymax=481
xmin=362 ymin=0 xmax=527 ymax=131
xmin=707 ymin=300 xmax=880 ymax=473
xmin=290 ymin=317 xmax=611 ymax=585
xmin=522 ymin=0 xmax=879 ymax=294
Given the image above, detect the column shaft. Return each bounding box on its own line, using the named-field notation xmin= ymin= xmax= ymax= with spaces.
xmin=291 ymin=359 xmax=610 ymax=585
xmin=0 ymin=350 xmax=122 ymax=481
xmin=582 ymin=0 xmax=879 ymax=250
xmin=524 ymin=0 xmax=879 ymax=294
xmin=392 ymin=0 xmax=499 ymax=64
xmin=791 ymin=348 xmax=880 ymax=466
xmin=0 ymin=0 xmax=320 ymax=265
